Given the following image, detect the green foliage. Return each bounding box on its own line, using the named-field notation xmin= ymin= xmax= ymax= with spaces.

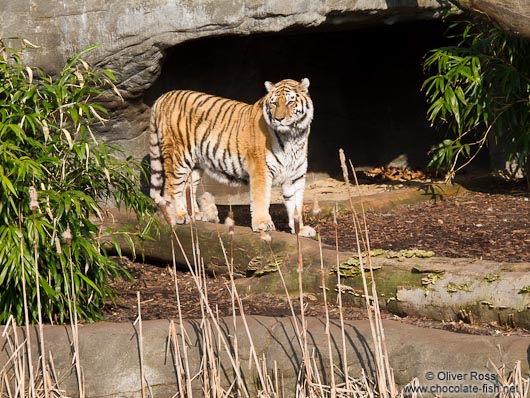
xmin=423 ymin=20 xmax=530 ymax=180
xmin=0 ymin=40 xmax=155 ymax=324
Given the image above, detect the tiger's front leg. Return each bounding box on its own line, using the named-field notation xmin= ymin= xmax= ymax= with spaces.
xmin=283 ymin=176 xmax=316 ymax=238
xmin=249 ymin=165 xmax=275 ymax=232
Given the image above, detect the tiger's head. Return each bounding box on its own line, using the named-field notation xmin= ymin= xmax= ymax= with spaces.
xmin=263 ymin=78 xmax=314 ymax=134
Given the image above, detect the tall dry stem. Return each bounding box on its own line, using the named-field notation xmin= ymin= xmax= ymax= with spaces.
xmin=215 ymin=219 xmax=274 ymax=397
xmin=18 ymin=216 xmax=35 ymax=398
xmin=29 ymin=194 xmax=49 ymax=398
xmin=339 ymin=148 xmax=396 ymax=397
xmin=317 ymin=229 xmax=336 ymax=398
xmin=349 ymin=159 xmax=397 ymax=397
xmin=134 ymin=292 xmax=147 ymax=398
xmin=167 ymin=221 xmax=251 ymax=398
xmin=331 ymin=204 xmax=350 ymax=393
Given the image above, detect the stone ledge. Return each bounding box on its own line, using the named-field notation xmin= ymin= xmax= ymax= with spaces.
xmin=0 ymin=317 xmax=527 ymax=398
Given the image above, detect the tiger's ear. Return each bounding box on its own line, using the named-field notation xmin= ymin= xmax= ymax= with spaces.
xmin=264 ymin=81 xmax=274 ymax=92
xmin=300 ymin=78 xmax=310 ymax=93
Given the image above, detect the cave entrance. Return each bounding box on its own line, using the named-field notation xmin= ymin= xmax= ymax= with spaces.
xmin=144 ymin=20 xmax=449 ymax=203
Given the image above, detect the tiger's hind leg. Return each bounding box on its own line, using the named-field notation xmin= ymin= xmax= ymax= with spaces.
xmin=190 ymin=168 xmax=204 ymax=221
xmin=163 ymin=162 xmax=194 ymax=225
xmin=189 ymin=169 xmax=220 ymax=223
xmin=198 ymin=192 xmax=220 ymax=223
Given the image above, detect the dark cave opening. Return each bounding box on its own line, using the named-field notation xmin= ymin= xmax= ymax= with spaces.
xmin=144 ymin=20 xmax=450 ymax=178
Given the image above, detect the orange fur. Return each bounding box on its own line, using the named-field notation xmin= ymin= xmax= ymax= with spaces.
xmin=150 ymin=79 xmax=315 ymax=236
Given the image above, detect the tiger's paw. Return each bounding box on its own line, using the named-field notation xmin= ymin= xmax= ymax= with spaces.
xmin=198 ymin=192 xmax=220 ymax=223
xmin=174 ymin=204 xmax=191 ymax=225
xmin=298 ymin=225 xmax=317 ymax=238
xmin=174 ymin=214 xmax=191 ymax=225
xmin=252 ymin=215 xmax=275 ymax=233
xmin=154 ymin=195 xmax=167 ymax=206
xmin=195 ymin=211 xmax=219 ymax=223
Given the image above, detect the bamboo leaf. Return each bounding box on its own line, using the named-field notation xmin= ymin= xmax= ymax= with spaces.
xmin=0 ymin=42 xmax=156 ymax=324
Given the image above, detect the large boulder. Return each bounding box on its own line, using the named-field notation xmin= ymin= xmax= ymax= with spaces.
xmin=451 ymin=0 xmax=530 ymax=41
xmin=1 ymin=0 xmax=449 ymax=161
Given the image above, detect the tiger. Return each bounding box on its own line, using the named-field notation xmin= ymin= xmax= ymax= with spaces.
xmin=149 ymin=78 xmax=316 ymax=237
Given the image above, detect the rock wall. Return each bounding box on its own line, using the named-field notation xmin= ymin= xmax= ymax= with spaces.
xmin=1 ymin=0 xmax=450 ymax=168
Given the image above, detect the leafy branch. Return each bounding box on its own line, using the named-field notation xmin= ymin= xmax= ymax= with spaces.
xmin=423 ymin=20 xmax=530 ymax=181
xmin=0 ymin=39 xmax=155 ymax=324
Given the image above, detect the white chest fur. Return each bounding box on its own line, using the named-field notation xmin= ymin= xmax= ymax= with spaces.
xmin=266 ymin=128 xmax=309 ymax=186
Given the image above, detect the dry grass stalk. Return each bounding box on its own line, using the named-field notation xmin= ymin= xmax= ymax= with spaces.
xmin=29 ymin=193 xmax=50 ymax=398
xmin=490 ymin=360 xmax=529 ymax=398
xmin=166 ymin=220 xmax=251 ymax=398
xmin=294 ymin=213 xmax=316 ymax=396
xmin=169 ymin=236 xmax=193 ymax=397
xmin=0 ymin=318 xmax=69 ymax=398
xmin=339 ymin=148 xmax=396 ymax=397
xmin=317 ymin=228 xmax=336 ymax=398
xmin=185 ymin=184 xmax=193 ymax=220
xmin=215 ymin=219 xmax=274 ymax=397
xmin=331 ymin=203 xmax=351 ymax=393
xmin=19 ymin=221 xmax=36 ymax=398
xmin=63 ymin=231 xmax=84 ymax=398
xmin=133 ymin=291 xmax=148 ymax=398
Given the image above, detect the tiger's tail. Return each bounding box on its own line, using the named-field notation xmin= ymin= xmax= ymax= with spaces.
xmin=149 ymin=100 xmax=165 ymax=205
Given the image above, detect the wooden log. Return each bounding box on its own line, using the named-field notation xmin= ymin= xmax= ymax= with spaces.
xmin=100 ymin=206 xmax=352 ymax=277
xmin=100 ymin=184 xmax=464 ymax=275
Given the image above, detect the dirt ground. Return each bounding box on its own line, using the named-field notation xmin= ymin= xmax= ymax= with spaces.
xmin=103 ymin=177 xmax=530 ymax=336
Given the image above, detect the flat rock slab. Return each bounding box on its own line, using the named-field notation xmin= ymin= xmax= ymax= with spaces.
xmin=0 ymin=317 xmax=527 ymax=398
